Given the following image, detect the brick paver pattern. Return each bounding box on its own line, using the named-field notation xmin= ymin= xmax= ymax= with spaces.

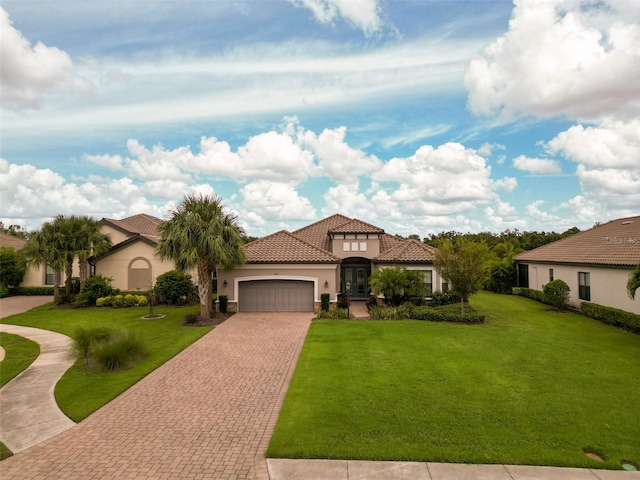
xmin=1 ymin=312 xmax=312 ymax=480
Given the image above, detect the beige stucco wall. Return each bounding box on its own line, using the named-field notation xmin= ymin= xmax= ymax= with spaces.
xmin=95 ymin=241 xmax=176 ymax=290
xmin=21 ymin=262 xmax=81 ymax=287
xmin=331 ymin=234 xmax=380 ymax=259
xmin=523 ymin=262 xmax=640 ymax=315
xmin=101 ymin=224 xmax=131 ymax=246
xmin=218 ymin=264 xmax=340 ymax=305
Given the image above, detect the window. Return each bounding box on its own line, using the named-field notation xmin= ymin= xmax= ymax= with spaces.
xmin=45 ymin=263 xmax=54 ymax=285
xmin=549 ymin=269 xmax=554 ymax=282
xmin=422 ymin=270 xmax=433 ymax=296
xmin=518 ymin=264 xmax=529 ymax=288
xmin=359 ymin=242 xmax=367 ymax=251
xmin=578 ymin=272 xmax=590 ymax=301
xmin=351 ymin=241 xmax=359 ymax=251
xmin=343 ymin=242 xmax=350 ymax=252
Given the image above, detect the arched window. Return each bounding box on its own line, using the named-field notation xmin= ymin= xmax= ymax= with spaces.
xmin=128 ymin=257 xmax=152 ymax=291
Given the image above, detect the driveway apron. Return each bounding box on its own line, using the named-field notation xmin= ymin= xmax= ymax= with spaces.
xmin=0 ymin=312 xmax=312 ymax=480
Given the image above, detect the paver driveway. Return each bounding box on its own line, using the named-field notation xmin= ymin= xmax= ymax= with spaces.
xmin=1 ymin=312 xmax=312 ymax=480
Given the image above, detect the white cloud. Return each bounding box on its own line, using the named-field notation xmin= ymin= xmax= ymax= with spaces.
xmin=83 ymin=153 xmax=125 ymax=170
xmin=512 ymin=155 xmax=562 ymax=174
xmin=240 ymin=181 xmax=316 ymax=221
xmin=0 ymin=7 xmax=84 ymax=111
xmin=465 ymin=0 xmax=640 ymax=122
xmin=290 ymin=0 xmax=383 ymax=36
xmin=485 ymin=201 xmax=527 ymax=230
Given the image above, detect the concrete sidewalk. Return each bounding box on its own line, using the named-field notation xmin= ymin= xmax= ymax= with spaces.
xmin=267 ymin=459 xmax=640 ymax=480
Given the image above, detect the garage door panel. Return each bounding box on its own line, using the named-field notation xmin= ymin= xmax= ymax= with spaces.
xmin=239 ymin=280 xmax=314 ymax=312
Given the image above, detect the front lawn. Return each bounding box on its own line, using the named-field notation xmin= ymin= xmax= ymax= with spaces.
xmin=0 ymin=332 xmax=40 ymax=387
xmin=268 ymin=291 xmax=640 ymax=470
xmin=1 ymin=303 xmax=212 ymax=422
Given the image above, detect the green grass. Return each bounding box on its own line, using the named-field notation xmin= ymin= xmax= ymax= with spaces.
xmin=0 ymin=442 xmax=12 ymax=461
xmin=0 ymin=332 xmax=40 ymax=387
xmin=1 ymin=304 xmax=212 ymax=421
xmin=268 ymin=291 xmax=640 ymax=469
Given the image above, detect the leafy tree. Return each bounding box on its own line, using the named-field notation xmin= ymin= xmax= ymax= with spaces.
xmin=23 ymin=219 xmax=69 ymax=304
xmin=0 ymin=246 xmax=27 ymax=288
xmin=628 ymin=263 xmax=640 ymax=300
xmin=369 ymin=266 xmax=425 ymax=306
xmin=433 ymin=238 xmax=489 ymax=314
xmin=156 ymin=194 xmax=247 ymax=320
xmin=543 ymin=279 xmax=571 ymax=311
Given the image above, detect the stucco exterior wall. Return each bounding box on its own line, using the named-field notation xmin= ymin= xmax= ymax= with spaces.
xmin=21 ymin=262 xmax=81 ymax=287
xmin=101 ymin=224 xmax=131 ymax=246
xmin=95 ymin=241 xmax=175 ymax=291
xmin=331 ymin=234 xmax=380 ymax=259
xmin=521 ymin=262 xmax=640 ymax=315
xmin=218 ymin=264 xmax=340 ymax=305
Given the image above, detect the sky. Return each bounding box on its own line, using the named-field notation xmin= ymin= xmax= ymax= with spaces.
xmin=1 ymin=0 xmax=639 ymax=238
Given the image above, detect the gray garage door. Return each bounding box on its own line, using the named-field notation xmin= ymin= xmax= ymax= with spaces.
xmin=238 ymin=280 xmax=314 ymax=312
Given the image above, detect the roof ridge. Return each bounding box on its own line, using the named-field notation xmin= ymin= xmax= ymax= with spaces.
xmin=292 ymin=213 xmax=351 ymax=234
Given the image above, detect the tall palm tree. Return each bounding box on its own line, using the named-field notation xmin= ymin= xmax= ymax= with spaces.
xmin=628 ymin=263 xmax=640 ymax=300
xmin=23 ymin=219 xmax=68 ymax=304
xmin=156 ymin=194 xmax=247 ymax=320
xmin=72 ymin=216 xmax=112 ymax=291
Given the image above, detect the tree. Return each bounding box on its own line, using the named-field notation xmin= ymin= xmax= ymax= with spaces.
xmin=156 ymin=194 xmax=247 ymax=320
xmin=628 ymin=263 xmax=640 ymax=300
xmin=433 ymin=239 xmax=489 ymax=314
xmin=0 ymin=246 xmax=27 ymax=288
xmin=23 ymin=219 xmax=69 ymax=304
xmin=543 ymin=279 xmax=571 ymax=311
xmin=486 ymin=240 xmax=523 ymax=294
xmin=369 ymin=266 xmax=426 ymax=306
xmin=71 ymin=216 xmax=111 ymax=291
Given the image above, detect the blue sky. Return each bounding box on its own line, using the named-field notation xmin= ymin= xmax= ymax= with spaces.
xmin=1 ymin=0 xmax=638 ymax=237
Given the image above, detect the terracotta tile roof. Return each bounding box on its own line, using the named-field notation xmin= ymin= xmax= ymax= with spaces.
xmin=515 ymin=216 xmax=640 ymax=267
xmin=102 ymin=214 xmax=163 ymax=243
xmin=375 ymin=239 xmax=437 ymax=263
xmin=379 ymin=233 xmax=405 ymax=253
xmin=246 ymin=230 xmax=340 ymax=263
xmin=329 ymin=218 xmax=385 ymax=234
xmin=0 ymin=232 xmax=26 ymax=250
xmin=293 ymin=214 xmax=352 ymax=252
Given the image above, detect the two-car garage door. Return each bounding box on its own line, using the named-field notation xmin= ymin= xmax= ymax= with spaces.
xmin=238 ymin=280 xmax=314 ymax=312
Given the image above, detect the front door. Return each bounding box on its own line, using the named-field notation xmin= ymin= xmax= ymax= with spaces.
xmin=341 ymin=264 xmax=371 ymax=299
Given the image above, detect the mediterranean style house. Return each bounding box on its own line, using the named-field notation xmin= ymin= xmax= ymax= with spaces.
xmin=217 ymin=214 xmax=442 ymax=312
xmin=515 ymin=216 xmax=640 ymax=315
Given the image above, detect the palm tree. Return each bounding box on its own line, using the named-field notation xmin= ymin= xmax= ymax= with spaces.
xmin=156 ymin=194 xmax=247 ymax=320
xmin=23 ymin=219 xmax=69 ymax=304
xmin=72 ymin=216 xmax=112 ymax=291
xmin=628 ymin=263 xmax=640 ymax=300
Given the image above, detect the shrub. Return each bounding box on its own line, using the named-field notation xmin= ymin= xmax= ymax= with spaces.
xmin=0 ymin=284 xmax=9 ymax=298
xmin=72 ymin=326 xmax=113 ymax=367
xmin=81 ymin=275 xmax=115 ymax=306
xmin=543 ymin=279 xmax=571 ymax=311
xmin=12 ymin=286 xmax=65 ymax=296
xmin=412 ymin=305 xmax=484 ymax=324
xmin=219 ymin=295 xmax=228 ymax=313
xmin=124 ymin=294 xmax=137 ymax=307
xmin=320 ymin=293 xmax=330 ymax=312
xmin=93 ymin=330 xmax=148 ymax=371
xmin=136 ymin=295 xmax=149 ymax=306
xmin=512 ymin=287 xmax=547 ymax=304
xmin=429 ymin=290 xmax=462 ymax=307
xmin=112 ymin=295 xmax=124 ymax=307
xmin=316 ymin=308 xmax=351 ymax=319
xmin=184 ymin=313 xmax=200 ymax=324
xmin=581 ymin=302 xmax=640 ymax=334
xmin=154 ymin=270 xmax=196 ymax=305
xmin=0 ymin=246 xmax=26 ymax=288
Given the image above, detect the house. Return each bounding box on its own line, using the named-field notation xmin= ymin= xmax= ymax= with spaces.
xmin=94 ymin=214 xmax=177 ymax=291
xmin=217 ymin=214 xmax=442 ymax=312
xmin=514 ymin=216 xmax=640 ymax=315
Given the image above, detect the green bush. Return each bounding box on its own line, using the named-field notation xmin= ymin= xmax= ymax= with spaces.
xmin=0 ymin=284 xmax=9 ymax=298
xmin=184 ymin=313 xmax=200 ymax=324
xmin=316 ymin=308 xmax=351 ymax=319
xmin=320 ymin=293 xmax=330 ymax=312
xmin=429 ymin=290 xmax=462 ymax=307
xmin=0 ymin=246 xmax=26 ymax=288
xmin=93 ymin=330 xmax=148 ymax=371
xmin=136 ymin=295 xmax=149 ymax=306
xmin=81 ymin=275 xmax=115 ymax=306
xmin=219 ymin=295 xmax=228 ymax=313
xmin=124 ymin=294 xmax=137 ymax=307
xmin=112 ymin=295 xmax=124 ymax=307
xmin=512 ymin=287 xmax=547 ymax=304
xmin=154 ymin=270 xmax=196 ymax=305
xmin=369 ymin=303 xmax=484 ymax=324
xmin=581 ymin=302 xmax=640 ymax=334
xmin=543 ymin=279 xmax=571 ymax=311
xmin=72 ymin=326 xmax=114 ymax=367
xmin=12 ymin=286 xmax=66 ymax=296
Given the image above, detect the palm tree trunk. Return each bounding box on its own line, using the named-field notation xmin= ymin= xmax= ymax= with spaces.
xmin=79 ymin=262 xmax=88 ymax=291
xmin=197 ymin=263 xmax=213 ymax=320
xmin=65 ymin=261 xmax=73 ymax=301
xmin=53 ymin=269 xmax=62 ymax=304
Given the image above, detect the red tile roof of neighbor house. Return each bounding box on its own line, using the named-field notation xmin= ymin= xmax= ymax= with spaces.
xmin=0 ymin=232 xmax=27 ymax=250
xmin=515 ymin=216 xmax=640 ymax=267
xmin=376 ymin=239 xmax=438 ymax=263
xmin=245 ymin=230 xmax=341 ymax=263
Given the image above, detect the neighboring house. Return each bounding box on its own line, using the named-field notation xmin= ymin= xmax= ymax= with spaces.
xmin=95 ymin=214 xmax=178 ymax=291
xmin=217 ymin=214 xmax=442 ymax=312
xmin=515 ymin=216 xmax=640 ymax=315
xmin=0 ymin=232 xmax=71 ymax=287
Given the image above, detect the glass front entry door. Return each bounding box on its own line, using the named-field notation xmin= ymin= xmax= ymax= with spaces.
xmin=341 ymin=264 xmax=370 ymax=299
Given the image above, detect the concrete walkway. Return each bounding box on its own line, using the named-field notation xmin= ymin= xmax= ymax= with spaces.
xmin=0 ymin=295 xmax=76 ymax=453
xmin=0 ymin=312 xmax=313 ymax=479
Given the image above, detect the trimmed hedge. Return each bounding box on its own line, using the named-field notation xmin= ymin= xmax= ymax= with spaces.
xmin=11 ymin=286 xmax=65 ymax=296
xmin=316 ymin=308 xmax=351 ymax=319
xmin=320 ymin=293 xmax=330 ymax=312
xmin=512 ymin=287 xmax=547 ymax=304
xmin=581 ymin=302 xmax=640 ymax=334
xmin=369 ymin=303 xmax=484 ymax=324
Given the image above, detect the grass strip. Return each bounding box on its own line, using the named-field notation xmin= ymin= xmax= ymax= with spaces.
xmin=0 ymin=332 xmax=40 ymax=387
